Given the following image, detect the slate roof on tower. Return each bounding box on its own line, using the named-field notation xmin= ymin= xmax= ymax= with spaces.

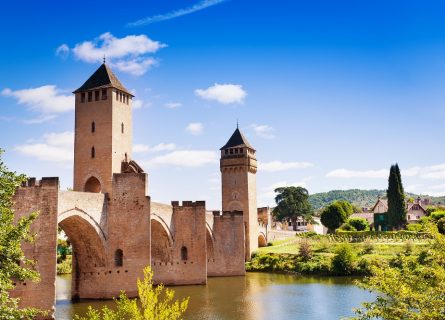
xmin=73 ymin=63 xmax=133 ymax=96
xmin=220 ymin=128 xmax=254 ymax=150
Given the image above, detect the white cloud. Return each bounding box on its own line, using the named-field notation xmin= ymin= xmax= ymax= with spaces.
xmin=251 ymin=124 xmax=275 ymax=139
xmin=185 ymin=122 xmax=204 ymax=135
xmin=165 ymin=102 xmax=182 ymax=109
xmin=22 ymin=115 xmax=57 ymax=124
xmin=55 ymin=44 xmax=70 ymax=59
xmin=326 ymin=168 xmax=388 ymax=179
xmin=67 ymin=32 xmax=166 ymax=76
xmin=428 ymin=183 xmax=445 ymax=190
xmin=133 ymin=143 xmax=176 ymax=153
xmin=261 ymin=161 xmax=314 ymax=172
xmin=2 ymin=85 xmax=74 ymax=116
xmin=127 ymin=0 xmax=227 ymax=26
xmin=143 ymin=150 xmax=218 ymax=168
xmin=132 ymin=99 xmax=144 ymax=109
xmin=195 ymin=83 xmax=246 ymax=104
xmin=15 ymin=132 xmax=74 ymax=168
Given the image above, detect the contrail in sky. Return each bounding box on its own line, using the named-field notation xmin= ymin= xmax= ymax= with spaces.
xmin=127 ymin=0 xmax=227 ymax=27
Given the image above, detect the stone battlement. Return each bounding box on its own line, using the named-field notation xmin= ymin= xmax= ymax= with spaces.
xmin=212 ymin=210 xmax=243 ymax=217
xmin=171 ymin=201 xmax=206 ymax=208
xmin=21 ymin=177 xmax=59 ymax=188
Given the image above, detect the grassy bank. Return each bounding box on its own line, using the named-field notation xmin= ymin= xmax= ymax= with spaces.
xmin=246 ymin=233 xmax=430 ymax=276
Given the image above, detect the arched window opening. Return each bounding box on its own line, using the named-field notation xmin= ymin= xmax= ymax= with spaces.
xmin=115 ymin=249 xmax=123 ymax=267
xmin=181 ymin=246 xmax=188 ymax=261
xmin=121 ymin=123 xmax=124 ymax=134
xmin=84 ymin=176 xmax=101 ymax=193
xmin=91 ymin=122 xmax=95 ymax=133
xmin=91 ymin=146 xmax=95 ymax=158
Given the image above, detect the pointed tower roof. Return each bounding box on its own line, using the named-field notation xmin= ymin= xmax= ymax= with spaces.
xmin=73 ymin=63 xmax=133 ymax=96
xmin=220 ymin=127 xmax=254 ymax=150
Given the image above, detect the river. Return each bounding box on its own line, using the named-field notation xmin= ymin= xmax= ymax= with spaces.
xmin=56 ymin=273 xmax=375 ymax=319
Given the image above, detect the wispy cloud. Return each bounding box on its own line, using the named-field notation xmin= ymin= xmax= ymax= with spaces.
xmin=164 ymin=102 xmax=182 ymax=109
xmin=251 ymin=124 xmax=275 ymax=139
xmin=133 ymin=143 xmax=176 ymax=153
xmin=59 ymin=32 xmax=166 ymax=76
xmin=142 ymin=150 xmax=218 ymax=168
xmin=260 ymin=161 xmax=314 ymax=172
xmin=326 ymin=168 xmax=387 ymax=179
xmin=185 ymin=122 xmax=204 ymax=135
xmin=2 ymin=86 xmax=74 ymax=123
xmin=195 ymin=83 xmax=247 ymax=104
xmin=15 ymin=132 xmax=74 ymax=168
xmin=127 ymin=0 xmax=227 ymax=27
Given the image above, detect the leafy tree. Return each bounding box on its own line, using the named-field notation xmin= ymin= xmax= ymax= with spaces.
xmin=320 ymin=201 xmax=353 ymax=233
xmin=273 ymin=186 xmax=314 ymax=231
xmin=0 ymin=149 xmax=42 ymax=319
xmin=75 ymin=266 xmax=188 ymax=320
xmin=351 ymin=223 xmax=445 ymax=319
xmin=387 ymin=164 xmax=407 ymax=230
xmin=332 ymin=244 xmax=355 ymax=275
xmin=347 ymin=217 xmax=370 ymax=231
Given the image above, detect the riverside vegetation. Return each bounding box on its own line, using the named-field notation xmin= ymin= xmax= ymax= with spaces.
xmin=246 ymin=231 xmax=431 ymax=276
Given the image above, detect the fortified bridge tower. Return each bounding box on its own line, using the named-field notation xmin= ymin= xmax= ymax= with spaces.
xmin=220 ymin=127 xmax=258 ymax=260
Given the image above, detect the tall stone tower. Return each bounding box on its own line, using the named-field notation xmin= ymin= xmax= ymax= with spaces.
xmin=220 ymin=127 xmax=258 ymax=260
xmin=73 ymin=63 xmax=134 ymax=194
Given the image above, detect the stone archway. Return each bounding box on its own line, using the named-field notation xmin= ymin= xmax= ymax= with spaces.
xmin=58 ymin=209 xmax=106 ymax=300
xmin=206 ymin=225 xmax=215 ymax=262
xmin=258 ymin=233 xmax=267 ymax=247
xmin=150 ymin=218 xmax=173 ymax=263
xmin=84 ymin=176 xmax=101 ymax=193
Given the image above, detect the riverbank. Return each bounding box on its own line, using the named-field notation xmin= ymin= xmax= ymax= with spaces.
xmin=246 ymin=234 xmax=430 ymax=276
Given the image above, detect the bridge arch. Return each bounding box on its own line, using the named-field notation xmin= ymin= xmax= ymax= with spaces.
xmin=57 ymin=208 xmax=107 ymax=299
xmin=206 ymin=223 xmax=215 ymax=261
xmin=150 ymin=215 xmax=173 ymax=263
xmin=258 ymin=232 xmax=267 ymax=247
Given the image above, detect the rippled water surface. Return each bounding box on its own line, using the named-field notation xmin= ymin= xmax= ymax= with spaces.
xmin=56 ymin=273 xmax=375 ymax=320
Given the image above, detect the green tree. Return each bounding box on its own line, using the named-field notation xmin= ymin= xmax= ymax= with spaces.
xmin=273 ymin=186 xmax=314 ymax=231
xmin=75 ymin=266 xmax=188 ymax=320
xmin=332 ymin=244 xmax=355 ymax=275
xmin=347 ymin=217 xmax=370 ymax=231
xmin=351 ymin=223 xmax=445 ymax=319
xmin=320 ymin=200 xmax=353 ymax=233
xmin=387 ymin=164 xmax=407 ymax=230
xmin=0 ymin=149 xmax=42 ymax=319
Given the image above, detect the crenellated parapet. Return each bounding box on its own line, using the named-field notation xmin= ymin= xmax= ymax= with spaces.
xmin=21 ymin=177 xmax=59 ymax=188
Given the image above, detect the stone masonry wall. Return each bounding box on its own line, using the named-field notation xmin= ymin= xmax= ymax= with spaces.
xmin=152 ymin=201 xmax=207 ymax=285
xmin=11 ymin=177 xmax=59 ymax=320
xmin=208 ymin=211 xmax=245 ymax=277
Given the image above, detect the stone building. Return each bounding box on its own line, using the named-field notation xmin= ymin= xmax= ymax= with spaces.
xmin=11 ymin=63 xmax=269 ymax=318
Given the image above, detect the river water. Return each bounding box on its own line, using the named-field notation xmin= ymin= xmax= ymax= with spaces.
xmin=56 ymin=273 xmax=375 ymax=319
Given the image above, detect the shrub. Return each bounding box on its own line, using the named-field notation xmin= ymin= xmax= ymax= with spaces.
xmin=406 ymin=223 xmax=422 ymax=232
xmin=361 ymin=239 xmax=374 ymax=255
xmin=348 ymin=217 xmax=370 ymax=231
xmin=332 ymin=244 xmax=355 ymax=275
xmin=298 ymin=240 xmax=313 ymax=262
xmin=302 ymin=231 xmax=318 ymax=238
xmin=339 ymin=223 xmax=356 ymax=231
xmin=431 ymin=210 xmax=445 ymax=220
xmin=404 ymin=240 xmax=414 ymax=255
xmin=437 ymin=217 xmax=445 ymax=235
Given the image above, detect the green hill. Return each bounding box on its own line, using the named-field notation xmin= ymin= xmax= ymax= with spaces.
xmin=309 ymin=189 xmax=445 ymax=210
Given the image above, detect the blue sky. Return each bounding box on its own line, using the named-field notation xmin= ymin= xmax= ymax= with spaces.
xmin=1 ymin=0 xmax=445 ymax=209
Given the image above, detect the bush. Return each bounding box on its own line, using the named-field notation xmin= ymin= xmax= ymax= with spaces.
xmin=339 ymin=223 xmax=356 ymax=231
xmin=348 ymin=217 xmax=370 ymax=231
xmin=361 ymin=239 xmax=374 ymax=255
xmin=406 ymin=223 xmax=422 ymax=232
xmin=298 ymin=240 xmax=313 ymax=262
xmin=332 ymin=244 xmax=355 ymax=275
xmin=437 ymin=217 xmax=445 ymax=235
xmin=404 ymin=240 xmax=414 ymax=255
xmin=431 ymin=210 xmax=445 ymax=220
